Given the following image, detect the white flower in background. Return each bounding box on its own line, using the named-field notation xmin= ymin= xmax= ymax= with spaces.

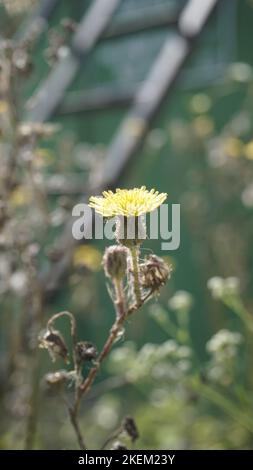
xmin=207 ymin=276 xmax=240 ymax=300
xmin=138 ymin=343 xmax=158 ymax=362
xmin=168 ymin=290 xmax=193 ymax=311
xmin=158 ymin=340 xmax=178 ymax=358
xmin=207 ymin=277 xmax=224 ymax=299
xmin=176 ymin=346 xmax=192 ymax=359
xmin=110 ymin=338 xmax=193 ymax=385
xmin=206 ymin=329 xmax=243 ymax=385
xmin=206 ymin=329 xmax=242 ymax=360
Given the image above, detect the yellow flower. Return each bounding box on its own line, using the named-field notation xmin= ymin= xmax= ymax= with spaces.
xmin=89 ymin=186 xmax=167 ymax=217
xmin=73 ymin=245 xmax=102 ymax=271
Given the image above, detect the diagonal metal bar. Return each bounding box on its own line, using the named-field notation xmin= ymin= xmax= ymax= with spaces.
xmin=29 ymin=0 xmax=60 ymax=20
xmin=98 ymin=0 xmax=219 ymax=188
xmin=58 ymin=83 xmax=138 ymax=114
xmin=26 ymin=0 xmax=121 ymax=122
xmin=98 ymin=34 xmax=189 ymax=188
xmin=42 ymin=0 xmax=220 ymax=294
xmin=103 ymin=3 xmax=180 ymax=40
xmin=179 ymin=0 xmax=218 ymax=37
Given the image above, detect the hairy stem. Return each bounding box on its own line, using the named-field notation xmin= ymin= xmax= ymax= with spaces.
xmin=47 ymin=311 xmax=77 ymax=346
xmin=114 ymin=278 xmax=126 ymax=318
xmin=101 ymin=426 xmax=122 ymax=450
xmin=78 ymin=287 xmax=154 ymax=402
xmin=48 ymin=311 xmax=88 ymax=450
xmin=68 ymin=405 xmax=87 ymax=450
xmin=129 ymin=244 xmax=142 ymax=307
xmin=79 ymin=314 xmax=126 ymax=399
xmin=47 ymin=289 xmax=153 ymax=448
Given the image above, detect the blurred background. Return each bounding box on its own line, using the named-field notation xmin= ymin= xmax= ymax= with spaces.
xmin=1 ymin=0 xmax=253 ymax=450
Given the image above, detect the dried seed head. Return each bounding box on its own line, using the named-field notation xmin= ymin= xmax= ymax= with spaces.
xmin=75 ymin=341 xmax=97 ymax=365
xmin=122 ymin=416 xmax=139 ymax=442
xmin=39 ymin=328 xmax=68 ymax=362
xmin=103 ymin=245 xmax=128 ymax=280
xmin=139 ymin=255 xmax=172 ymax=292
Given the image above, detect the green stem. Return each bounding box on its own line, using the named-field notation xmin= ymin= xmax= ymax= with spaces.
xmin=224 ymin=297 xmax=253 ymax=333
xmin=129 ymin=244 xmax=142 ymax=307
xmin=193 ymin=379 xmax=253 ymax=434
xmin=151 ymin=313 xmax=179 ymax=339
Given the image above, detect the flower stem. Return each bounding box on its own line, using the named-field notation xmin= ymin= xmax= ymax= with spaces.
xmin=114 ymin=278 xmax=126 ymax=318
xmin=101 ymin=426 xmax=122 ymax=450
xmin=47 ymin=311 xmax=88 ymax=450
xmin=79 ymin=312 xmax=126 ymax=398
xmin=129 ymin=244 xmax=142 ymax=307
xmin=68 ymin=405 xmax=87 ymax=450
xmin=224 ymin=297 xmax=253 ymax=333
xmin=194 ymin=379 xmax=253 ymax=434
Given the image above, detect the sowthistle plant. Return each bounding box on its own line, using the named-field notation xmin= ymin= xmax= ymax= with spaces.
xmin=39 ymin=187 xmax=172 ymax=449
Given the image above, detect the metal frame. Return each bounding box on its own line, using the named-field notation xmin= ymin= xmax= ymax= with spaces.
xmin=37 ymin=0 xmax=220 ymax=294
xmin=26 ymin=0 xmax=121 ymax=122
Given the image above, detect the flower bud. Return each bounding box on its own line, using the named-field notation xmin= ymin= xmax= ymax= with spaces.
xmin=75 ymin=341 xmax=97 ymax=365
xmin=103 ymin=245 xmax=128 ymax=280
xmin=122 ymin=416 xmax=139 ymax=442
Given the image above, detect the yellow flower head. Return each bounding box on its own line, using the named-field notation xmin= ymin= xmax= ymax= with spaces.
xmin=89 ymin=186 xmax=167 ymax=217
